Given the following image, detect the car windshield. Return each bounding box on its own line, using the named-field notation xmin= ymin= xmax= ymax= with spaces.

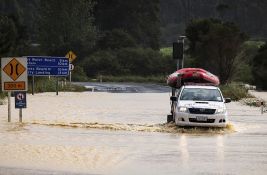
xmin=180 ymin=88 xmax=223 ymax=102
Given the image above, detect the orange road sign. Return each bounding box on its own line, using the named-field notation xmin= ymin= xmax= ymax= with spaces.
xmin=4 ymin=82 xmax=25 ymax=90
xmin=65 ymin=51 xmax=77 ymax=62
xmin=3 ymin=58 xmax=26 ymax=81
xmin=1 ymin=57 xmax=28 ymax=92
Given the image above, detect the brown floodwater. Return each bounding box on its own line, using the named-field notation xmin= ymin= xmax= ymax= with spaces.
xmin=0 ymin=92 xmax=267 ymax=175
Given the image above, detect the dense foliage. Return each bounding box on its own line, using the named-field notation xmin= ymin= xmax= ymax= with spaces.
xmin=160 ymin=0 xmax=267 ymax=46
xmin=0 ymin=0 xmax=266 ymax=89
xmin=38 ymin=0 xmax=96 ymax=59
xmin=252 ymin=43 xmax=267 ymax=90
xmin=186 ymin=19 xmax=247 ymax=84
xmin=95 ymin=0 xmax=160 ymax=50
xmin=83 ymin=48 xmax=174 ymax=77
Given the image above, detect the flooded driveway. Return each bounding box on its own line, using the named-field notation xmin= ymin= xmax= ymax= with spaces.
xmin=0 ymin=84 xmax=267 ymax=175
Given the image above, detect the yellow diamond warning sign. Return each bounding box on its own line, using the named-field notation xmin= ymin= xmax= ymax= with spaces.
xmin=3 ymin=58 xmax=26 ymax=81
xmin=1 ymin=57 xmax=28 ymax=91
xmin=65 ymin=51 xmax=77 ymax=62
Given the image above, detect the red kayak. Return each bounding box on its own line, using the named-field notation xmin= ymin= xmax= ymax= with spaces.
xmin=167 ymin=68 xmax=220 ymax=88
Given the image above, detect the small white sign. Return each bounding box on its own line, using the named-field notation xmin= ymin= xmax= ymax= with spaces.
xmin=69 ymin=64 xmax=74 ymax=71
xmin=1 ymin=57 xmax=28 ymax=91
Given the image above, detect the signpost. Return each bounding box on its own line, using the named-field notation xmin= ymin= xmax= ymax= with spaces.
xmin=15 ymin=92 xmax=27 ymax=108
xmin=65 ymin=51 xmax=77 ymax=83
xmin=27 ymin=56 xmax=69 ymax=76
xmin=27 ymin=56 xmax=69 ymax=95
xmin=69 ymin=64 xmax=74 ymax=82
xmin=65 ymin=51 xmax=77 ymax=63
xmin=14 ymin=92 xmax=27 ymax=122
xmin=1 ymin=57 xmax=28 ymax=122
xmin=1 ymin=57 xmax=28 ymax=91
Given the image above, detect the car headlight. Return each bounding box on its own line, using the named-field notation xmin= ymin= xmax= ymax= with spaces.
xmin=216 ymin=108 xmax=226 ymax=114
xmin=178 ymin=107 xmax=187 ymax=112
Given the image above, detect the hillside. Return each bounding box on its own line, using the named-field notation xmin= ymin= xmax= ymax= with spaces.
xmin=160 ymin=0 xmax=267 ymax=45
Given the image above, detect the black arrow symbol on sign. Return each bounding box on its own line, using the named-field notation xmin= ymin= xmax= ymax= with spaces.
xmin=9 ymin=63 xmax=13 ymax=76
xmin=16 ymin=63 xmax=19 ymax=75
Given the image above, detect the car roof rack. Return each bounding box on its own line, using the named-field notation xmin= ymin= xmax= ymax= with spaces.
xmin=183 ymin=82 xmax=218 ymax=86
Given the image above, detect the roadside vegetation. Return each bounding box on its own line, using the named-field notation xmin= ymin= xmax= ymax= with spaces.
xmin=92 ymin=75 xmax=166 ymax=84
xmin=0 ymin=91 xmax=6 ymax=105
xmin=0 ymin=1 xmax=267 ymax=105
xmin=28 ymin=77 xmax=86 ymax=94
xmin=220 ymin=83 xmax=251 ymax=101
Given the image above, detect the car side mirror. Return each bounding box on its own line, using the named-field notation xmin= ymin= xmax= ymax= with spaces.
xmin=224 ymin=98 xmax=231 ymax=103
xmin=170 ymin=96 xmax=177 ymax=102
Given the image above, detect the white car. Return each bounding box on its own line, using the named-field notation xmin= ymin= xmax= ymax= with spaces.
xmin=172 ymin=85 xmax=231 ymax=127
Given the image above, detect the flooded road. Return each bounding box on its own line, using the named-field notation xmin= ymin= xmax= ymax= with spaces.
xmin=0 ymin=87 xmax=267 ymax=174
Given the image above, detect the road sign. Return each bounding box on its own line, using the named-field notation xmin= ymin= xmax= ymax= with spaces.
xmin=69 ymin=64 xmax=74 ymax=71
xmin=1 ymin=57 xmax=28 ymax=91
xmin=27 ymin=56 xmax=69 ymax=76
xmin=65 ymin=51 xmax=77 ymax=62
xmin=3 ymin=58 xmax=26 ymax=81
xmin=15 ymin=91 xmax=27 ymax=108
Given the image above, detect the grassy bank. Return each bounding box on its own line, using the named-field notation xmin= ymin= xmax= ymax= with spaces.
xmin=28 ymin=77 xmax=86 ymax=93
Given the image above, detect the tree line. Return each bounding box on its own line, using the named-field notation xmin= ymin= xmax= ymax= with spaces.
xmin=0 ymin=0 xmax=267 ymax=89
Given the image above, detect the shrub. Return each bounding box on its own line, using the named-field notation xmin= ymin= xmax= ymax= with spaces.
xmin=83 ymin=50 xmax=121 ymax=77
xmin=220 ymin=83 xmax=250 ymax=101
xmin=83 ymin=48 xmax=175 ymax=78
xmin=28 ymin=77 xmax=86 ymax=93
xmin=71 ymin=65 xmax=88 ymax=82
xmin=252 ymin=43 xmax=267 ymax=90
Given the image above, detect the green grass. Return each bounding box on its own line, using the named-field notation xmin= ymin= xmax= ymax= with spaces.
xmin=160 ymin=47 xmax=172 ymax=57
xmin=244 ymin=40 xmax=265 ymax=48
xmin=29 ymin=77 xmax=86 ymax=93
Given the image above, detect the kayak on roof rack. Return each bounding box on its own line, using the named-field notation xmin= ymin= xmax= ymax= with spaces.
xmin=167 ymin=68 xmax=220 ymax=89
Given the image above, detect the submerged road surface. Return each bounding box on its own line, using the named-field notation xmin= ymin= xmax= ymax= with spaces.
xmin=0 ymin=83 xmax=267 ymax=175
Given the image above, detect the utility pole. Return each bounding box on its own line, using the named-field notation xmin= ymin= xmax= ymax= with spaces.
xmin=167 ymin=36 xmax=186 ymax=123
xmin=178 ymin=36 xmax=186 ymax=70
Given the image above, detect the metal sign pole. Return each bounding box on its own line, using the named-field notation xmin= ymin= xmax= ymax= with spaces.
xmin=19 ymin=109 xmax=22 ymax=122
xmin=177 ymin=59 xmax=180 ymax=71
xmin=56 ymin=77 xmax=59 ymax=95
xmin=178 ymin=36 xmax=186 ymax=69
xmin=70 ymin=71 xmax=72 ymax=83
xmin=8 ymin=92 xmax=11 ymax=122
xmin=181 ymin=39 xmax=185 ymax=68
xmin=32 ymin=76 xmax=35 ymax=95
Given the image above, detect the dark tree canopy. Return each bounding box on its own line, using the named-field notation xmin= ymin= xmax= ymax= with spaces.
xmin=38 ymin=0 xmax=96 ymax=58
xmin=252 ymin=43 xmax=267 ymax=90
xmin=95 ymin=0 xmax=160 ymax=50
xmin=0 ymin=15 xmax=17 ymax=56
xmin=186 ymin=19 xmax=247 ymax=84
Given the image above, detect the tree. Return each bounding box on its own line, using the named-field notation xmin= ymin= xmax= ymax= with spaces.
xmin=0 ymin=15 xmax=17 ymax=56
xmin=186 ymin=19 xmax=247 ymax=84
xmin=97 ymin=29 xmax=137 ymax=50
xmin=95 ymin=0 xmax=160 ymax=50
xmin=38 ymin=0 xmax=96 ymax=59
xmin=0 ymin=0 xmax=30 ymax=56
xmin=252 ymin=43 xmax=267 ymax=90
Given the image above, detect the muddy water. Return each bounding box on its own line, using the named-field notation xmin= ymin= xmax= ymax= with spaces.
xmin=0 ymin=92 xmax=267 ymax=175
